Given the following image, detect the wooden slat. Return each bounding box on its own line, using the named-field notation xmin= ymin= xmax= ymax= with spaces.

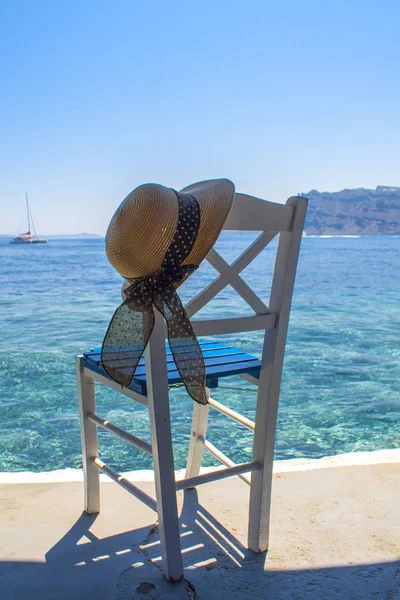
xmin=135 ymin=359 xmax=261 ymax=386
xmin=87 ymin=340 xmax=227 ymax=359
xmin=223 ymin=193 xmax=294 ymax=231
xmin=133 ymin=352 xmax=258 ymax=377
xmin=89 ymin=351 xmax=258 ymax=378
xmin=192 ymin=313 xmax=276 ymax=336
xmin=86 ymin=345 xmax=250 ymax=370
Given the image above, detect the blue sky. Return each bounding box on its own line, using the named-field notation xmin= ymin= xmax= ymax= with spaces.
xmin=1 ymin=0 xmax=399 ymax=234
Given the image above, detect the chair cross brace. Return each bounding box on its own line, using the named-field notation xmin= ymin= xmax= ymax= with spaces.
xmin=186 ymin=230 xmax=277 ymax=318
xmin=206 ymin=248 xmax=270 ymax=314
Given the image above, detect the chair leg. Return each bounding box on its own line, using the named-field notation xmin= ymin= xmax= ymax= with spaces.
xmin=145 ymin=311 xmax=183 ymax=582
xmin=76 ymin=356 xmax=100 ymax=514
xmin=248 ymin=459 xmax=273 ymax=553
xmin=185 ymin=388 xmax=210 ymax=480
xmin=248 ymin=332 xmax=277 ymax=553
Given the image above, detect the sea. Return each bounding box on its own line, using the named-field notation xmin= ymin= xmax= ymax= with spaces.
xmin=1 ymin=234 xmax=399 ymax=473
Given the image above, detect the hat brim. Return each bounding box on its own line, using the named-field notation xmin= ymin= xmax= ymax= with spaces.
xmin=179 ymin=178 xmax=235 ymax=270
xmin=106 ymin=178 xmax=235 ymax=280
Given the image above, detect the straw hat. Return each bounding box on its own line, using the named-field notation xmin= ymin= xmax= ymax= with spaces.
xmin=106 ymin=179 xmax=235 ymax=280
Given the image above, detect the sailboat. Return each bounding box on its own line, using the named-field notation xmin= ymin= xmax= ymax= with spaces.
xmin=10 ymin=193 xmax=48 ymax=244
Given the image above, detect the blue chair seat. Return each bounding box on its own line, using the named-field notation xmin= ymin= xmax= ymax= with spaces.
xmin=83 ymin=340 xmax=261 ymax=396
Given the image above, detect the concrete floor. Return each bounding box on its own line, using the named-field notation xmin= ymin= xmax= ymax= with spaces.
xmin=1 ymin=454 xmax=399 ymax=599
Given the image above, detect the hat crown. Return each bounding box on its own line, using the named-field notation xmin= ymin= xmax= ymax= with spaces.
xmin=106 ymin=179 xmax=235 ymax=280
xmin=106 ymin=184 xmax=178 ymax=278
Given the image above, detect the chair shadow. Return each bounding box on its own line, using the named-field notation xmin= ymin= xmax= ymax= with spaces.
xmin=0 ymin=488 xmax=399 ymax=599
xmin=135 ymin=488 xmax=400 ymax=599
xmin=0 ymin=511 xmax=152 ymax=600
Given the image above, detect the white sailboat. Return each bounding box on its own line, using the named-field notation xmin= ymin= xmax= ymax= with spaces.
xmin=10 ymin=193 xmax=48 ymax=244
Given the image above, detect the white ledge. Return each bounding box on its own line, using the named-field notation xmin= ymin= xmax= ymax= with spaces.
xmin=1 ymin=448 xmax=399 ymax=484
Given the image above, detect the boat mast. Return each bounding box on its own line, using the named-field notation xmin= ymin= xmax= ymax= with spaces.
xmin=26 ymin=192 xmax=31 ymax=234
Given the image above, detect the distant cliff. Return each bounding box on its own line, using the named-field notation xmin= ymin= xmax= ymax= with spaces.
xmin=302 ymin=186 xmax=400 ymax=235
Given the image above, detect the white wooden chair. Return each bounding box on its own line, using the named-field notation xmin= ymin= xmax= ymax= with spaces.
xmin=76 ymin=192 xmax=307 ymax=581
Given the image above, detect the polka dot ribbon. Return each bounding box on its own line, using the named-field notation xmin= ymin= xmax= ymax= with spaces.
xmin=101 ymin=192 xmax=208 ymax=404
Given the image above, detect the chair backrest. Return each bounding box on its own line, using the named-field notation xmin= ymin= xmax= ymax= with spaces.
xmin=185 ymin=192 xmax=308 ymax=342
xmin=184 ymin=191 xmax=307 ymax=554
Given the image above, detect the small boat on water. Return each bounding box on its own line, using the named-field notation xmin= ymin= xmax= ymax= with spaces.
xmin=10 ymin=193 xmax=47 ymax=244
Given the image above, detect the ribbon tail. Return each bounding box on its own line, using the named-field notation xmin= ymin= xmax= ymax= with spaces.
xmin=154 ymin=286 xmax=208 ymax=405
xmin=101 ymin=301 xmax=155 ymax=388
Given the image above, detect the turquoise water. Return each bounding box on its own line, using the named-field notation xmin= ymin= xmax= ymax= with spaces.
xmin=1 ymin=235 xmax=399 ymax=472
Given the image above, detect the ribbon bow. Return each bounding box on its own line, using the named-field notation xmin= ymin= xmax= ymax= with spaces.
xmin=101 ymin=192 xmax=208 ymax=405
